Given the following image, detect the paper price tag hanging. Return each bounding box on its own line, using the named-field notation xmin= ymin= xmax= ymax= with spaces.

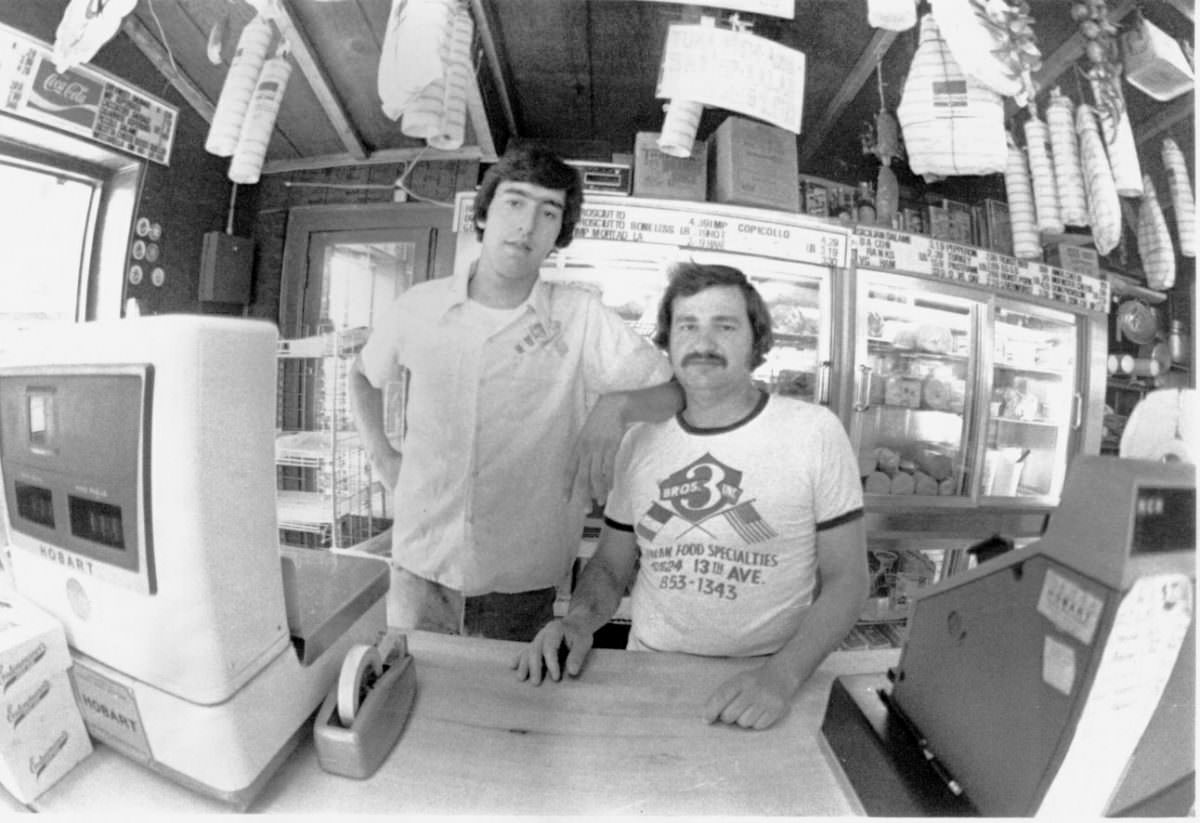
xmin=656 ymin=24 xmax=804 ymax=134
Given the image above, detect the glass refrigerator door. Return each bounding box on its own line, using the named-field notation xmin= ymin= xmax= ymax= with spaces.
xmin=542 ymin=243 xmax=833 ymax=404
xmin=854 ymin=274 xmax=977 ymax=499
xmin=984 ymin=302 xmax=1079 ymax=500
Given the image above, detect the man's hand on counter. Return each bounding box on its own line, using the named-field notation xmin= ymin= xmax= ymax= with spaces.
xmin=512 ymin=619 xmax=594 ymax=684
xmin=702 ymin=660 xmax=797 ymax=731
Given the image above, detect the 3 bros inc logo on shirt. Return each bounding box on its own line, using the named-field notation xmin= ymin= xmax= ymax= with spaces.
xmin=635 ymin=453 xmax=778 ymax=546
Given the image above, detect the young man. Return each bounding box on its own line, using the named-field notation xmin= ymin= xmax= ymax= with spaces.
xmin=514 ymin=263 xmax=869 ymax=731
xmin=350 ymin=145 xmax=679 ymax=642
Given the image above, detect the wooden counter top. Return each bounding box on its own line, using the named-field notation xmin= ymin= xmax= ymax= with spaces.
xmin=27 ymin=631 xmax=898 ymax=815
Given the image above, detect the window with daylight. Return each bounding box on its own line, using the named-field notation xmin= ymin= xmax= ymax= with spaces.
xmin=0 ymin=116 xmax=142 ymax=341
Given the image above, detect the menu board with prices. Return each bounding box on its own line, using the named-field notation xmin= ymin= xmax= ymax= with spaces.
xmin=852 ymin=226 xmax=1109 ymax=313
xmin=0 ymin=24 xmax=176 ymax=166
xmin=456 ymin=196 xmax=849 ymax=268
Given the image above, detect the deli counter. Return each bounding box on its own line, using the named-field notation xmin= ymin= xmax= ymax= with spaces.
xmin=453 ymin=191 xmax=1110 ymax=547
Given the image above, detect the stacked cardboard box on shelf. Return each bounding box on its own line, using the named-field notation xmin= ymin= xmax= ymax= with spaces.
xmin=707 ymin=116 xmax=800 ymax=212
xmin=632 ymin=131 xmax=707 ymax=201
xmin=798 ymin=174 xmax=857 ymax=219
xmin=0 ymin=592 xmax=93 ymax=803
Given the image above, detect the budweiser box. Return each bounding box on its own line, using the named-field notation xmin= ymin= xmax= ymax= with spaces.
xmin=0 ymin=592 xmax=92 ymax=803
xmin=1045 ymin=242 xmax=1100 ymax=277
xmin=632 ymin=132 xmax=707 ymax=201
xmin=708 ymin=116 xmax=800 ymax=212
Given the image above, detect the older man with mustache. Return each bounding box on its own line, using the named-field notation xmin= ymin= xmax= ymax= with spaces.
xmin=515 ymin=262 xmax=869 ymax=731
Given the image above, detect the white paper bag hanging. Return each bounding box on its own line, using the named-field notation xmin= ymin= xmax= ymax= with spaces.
xmin=929 ymin=0 xmax=1023 ymax=102
xmin=897 ymin=14 xmax=1006 ymax=177
xmin=229 ymin=55 xmax=293 ymax=184
xmin=867 ymin=0 xmax=917 ymax=32
xmin=52 ymin=0 xmax=138 ymax=72
xmin=379 ymin=0 xmax=457 ymax=121
xmin=428 ymin=4 xmax=474 ymax=151
xmin=206 ymin=15 xmax=274 ymax=157
xmin=657 ymin=100 xmax=703 ymax=158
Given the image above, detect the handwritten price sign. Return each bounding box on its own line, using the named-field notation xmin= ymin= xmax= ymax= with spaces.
xmin=656 ymin=24 xmax=805 ymax=134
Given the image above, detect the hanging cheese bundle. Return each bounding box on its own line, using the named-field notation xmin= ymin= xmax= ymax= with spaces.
xmin=205 ymin=15 xmax=274 ymax=157
xmin=427 ymin=3 xmax=474 ymax=151
xmin=378 ymin=0 xmax=456 ymax=121
xmin=1004 ymin=136 xmax=1042 ymax=259
xmin=1162 ymin=137 xmax=1196 ymax=257
xmin=1076 ymin=103 xmax=1122 ymax=255
xmin=1023 ymin=111 xmax=1063 ymax=234
xmin=897 ymin=13 xmax=1007 ymax=177
xmin=1138 ymin=174 xmax=1176 ymax=290
xmin=228 ymin=55 xmax=294 ymax=184
xmin=1089 ymin=78 xmax=1143 ymax=197
xmin=1046 ymin=89 xmax=1089 ymax=227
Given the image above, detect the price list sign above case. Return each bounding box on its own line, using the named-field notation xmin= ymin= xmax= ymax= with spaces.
xmin=0 ymin=24 xmax=177 ymax=166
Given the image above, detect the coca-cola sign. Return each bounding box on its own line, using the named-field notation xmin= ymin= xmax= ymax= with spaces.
xmin=1 ymin=24 xmax=178 ymax=166
xmin=27 ymin=62 xmax=100 ymax=128
xmin=42 ymin=73 xmax=91 ymax=105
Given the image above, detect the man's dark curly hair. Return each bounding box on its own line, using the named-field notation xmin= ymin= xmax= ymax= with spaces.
xmin=473 ymin=144 xmax=583 ymax=249
xmin=652 ymin=262 xmax=774 ymax=369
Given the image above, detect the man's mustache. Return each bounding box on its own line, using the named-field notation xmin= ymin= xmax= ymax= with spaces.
xmin=681 ymin=352 xmax=726 ymax=366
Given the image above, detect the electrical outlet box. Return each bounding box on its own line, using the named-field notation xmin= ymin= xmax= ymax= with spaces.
xmin=199 ymin=231 xmax=254 ymax=303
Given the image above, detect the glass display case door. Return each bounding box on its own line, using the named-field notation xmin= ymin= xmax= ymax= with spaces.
xmin=853 ymin=272 xmax=978 ymax=499
xmin=983 ymin=301 xmax=1079 ymax=501
xmin=541 ymin=242 xmax=834 ymax=404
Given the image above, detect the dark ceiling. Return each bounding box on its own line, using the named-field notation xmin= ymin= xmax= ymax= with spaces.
xmin=6 ymin=0 xmax=1195 ymax=190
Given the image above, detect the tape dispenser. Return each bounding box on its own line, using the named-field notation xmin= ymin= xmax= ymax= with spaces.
xmin=314 ymin=630 xmax=417 ymax=778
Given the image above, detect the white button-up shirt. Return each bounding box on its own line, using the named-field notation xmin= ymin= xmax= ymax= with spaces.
xmin=359 ymin=264 xmax=671 ymax=595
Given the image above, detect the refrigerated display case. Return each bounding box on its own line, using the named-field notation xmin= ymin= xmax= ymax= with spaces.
xmin=985 ymin=302 xmax=1080 ymax=501
xmin=852 ymin=273 xmax=978 ymax=501
xmin=850 ymin=274 xmax=1090 ymax=507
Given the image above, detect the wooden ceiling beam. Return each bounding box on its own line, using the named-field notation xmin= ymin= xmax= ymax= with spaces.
xmin=267 ymin=1 xmax=367 ymax=161
xmin=469 ymin=0 xmax=519 ymax=138
xmin=262 ymin=144 xmax=483 ymax=175
xmin=1135 ymin=91 xmax=1194 ymax=146
xmin=1165 ymin=0 xmax=1194 ymax=23
xmin=120 ymin=16 xmax=215 ymax=122
xmin=796 ymin=28 xmax=897 ymax=167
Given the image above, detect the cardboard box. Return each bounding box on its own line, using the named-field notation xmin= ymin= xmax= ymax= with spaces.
xmin=981 ymin=199 xmax=1011 ymax=255
xmin=939 ymin=199 xmax=973 ymax=245
xmin=632 ymin=132 xmax=706 ymax=201
xmin=708 ymin=117 xmax=800 ymax=212
xmin=0 ymin=593 xmax=92 ymax=802
xmin=1045 ymin=243 xmax=1100 ymax=277
xmin=801 ymin=179 xmax=828 ymax=217
xmin=900 ymin=205 xmax=927 ymax=234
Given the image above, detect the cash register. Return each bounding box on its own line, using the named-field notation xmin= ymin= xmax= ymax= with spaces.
xmin=0 ymin=316 xmax=388 ymax=808
xmin=823 ymin=455 xmax=1195 ymax=817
